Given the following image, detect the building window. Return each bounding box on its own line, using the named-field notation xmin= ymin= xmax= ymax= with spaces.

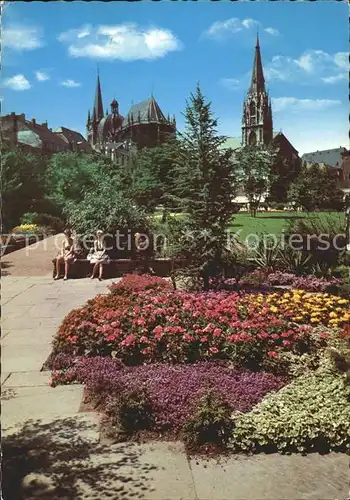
xmin=248 ymin=131 xmax=257 ymax=146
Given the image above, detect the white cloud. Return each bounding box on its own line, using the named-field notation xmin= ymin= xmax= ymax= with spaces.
xmin=242 ymin=19 xmax=258 ymax=30
xmin=203 ymin=18 xmax=279 ymax=40
xmin=61 ymin=79 xmax=81 ymax=88
xmin=58 ymin=24 xmax=91 ymax=42
xmin=2 ymin=74 xmax=31 ymax=91
xmin=272 ymin=97 xmax=341 ymax=113
xmin=219 ymin=78 xmax=241 ymax=90
xmin=321 ymin=73 xmax=347 ymax=84
xmin=35 ymin=70 xmax=50 ymax=82
xmin=58 ymin=23 xmax=182 ymax=61
xmin=333 ymin=52 xmax=348 ymax=70
xmin=265 ymin=50 xmax=348 ymax=85
xmin=2 ymin=25 xmax=43 ymax=51
xmin=264 ymin=27 xmax=279 ymax=36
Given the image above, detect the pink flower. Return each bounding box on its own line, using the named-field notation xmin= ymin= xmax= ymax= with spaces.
xmin=268 ymin=351 xmax=278 ymax=358
xmin=282 ymin=340 xmax=291 ymax=347
xmin=107 ymin=334 xmax=116 ymax=341
xmin=213 ymin=328 xmax=222 ymax=337
xmin=320 ymin=332 xmax=329 ymax=339
xmin=209 ymin=346 xmax=219 ymax=354
xmin=140 ymin=335 xmax=149 ymax=343
xmin=136 ymin=317 xmax=145 ymax=326
xmin=200 ymin=336 xmax=208 ymax=343
xmin=111 ymin=321 xmax=120 ymax=327
xmin=183 ymin=334 xmax=193 ymax=342
xmin=121 ymin=334 xmax=137 ymax=347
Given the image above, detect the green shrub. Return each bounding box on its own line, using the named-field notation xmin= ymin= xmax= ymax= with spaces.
xmin=105 ymin=388 xmax=153 ymax=435
xmin=285 ymin=214 xmax=346 ymax=277
xmin=20 ymin=212 xmax=65 ymax=233
xmin=183 ymin=390 xmax=233 ymax=449
xmin=231 ymin=368 xmax=350 ymax=454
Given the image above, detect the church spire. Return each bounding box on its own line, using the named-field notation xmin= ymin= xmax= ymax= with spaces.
xmin=249 ymin=33 xmax=265 ymax=94
xmin=92 ymin=70 xmax=104 ymax=123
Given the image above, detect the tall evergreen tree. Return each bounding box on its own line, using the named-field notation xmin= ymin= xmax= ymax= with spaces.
xmin=172 ymin=85 xmax=237 ymax=290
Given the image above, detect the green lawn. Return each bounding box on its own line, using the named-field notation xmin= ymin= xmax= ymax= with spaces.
xmin=228 ymin=211 xmax=345 ymax=242
xmin=153 ymin=210 xmax=345 ymax=243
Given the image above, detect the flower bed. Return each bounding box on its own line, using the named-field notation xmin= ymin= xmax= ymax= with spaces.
xmin=51 ymin=357 xmax=286 ymax=438
xmin=50 ymin=275 xmax=348 ymax=369
xmin=246 ymin=290 xmax=349 ymax=328
xmin=48 ymin=274 xmax=350 ymax=453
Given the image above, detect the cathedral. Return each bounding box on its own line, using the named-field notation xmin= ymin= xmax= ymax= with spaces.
xmin=241 ymin=35 xmax=299 ymax=160
xmin=222 ymin=35 xmax=301 ymax=204
xmin=86 ymin=73 xmax=176 ymax=162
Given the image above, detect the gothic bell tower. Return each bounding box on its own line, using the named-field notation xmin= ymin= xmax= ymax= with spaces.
xmin=242 ymin=35 xmax=273 ymax=147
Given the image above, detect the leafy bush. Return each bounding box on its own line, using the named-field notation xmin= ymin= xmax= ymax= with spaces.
xmin=285 ymin=214 xmax=346 ymax=276
xmin=105 ymin=387 xmax=153 ymax=434
xmin=20 ymin=212 xmax=65 ymax=233
xmin=231 ymin=368 xmax=350 ymax=454
xmin=65 ymin=183 xmax=151 ymax=236
xmin=183 ymin=390 xmax=233 ymax=449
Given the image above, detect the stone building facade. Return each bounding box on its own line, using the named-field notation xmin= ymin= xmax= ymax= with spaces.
xmin=1 ymin=113 xmax=90 ymax=155
xmin=86 ymin=73 xmax=176 ymax=162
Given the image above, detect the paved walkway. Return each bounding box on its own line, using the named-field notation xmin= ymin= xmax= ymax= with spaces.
xmin=1 ymin=234 xmax=64 ymax=277
xmin=1 ymin=248 xmax=349 ymax=499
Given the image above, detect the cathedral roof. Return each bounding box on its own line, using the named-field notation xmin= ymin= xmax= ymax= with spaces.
xmin=98 ymin=113 xmax=124 ymax=142
xmin=220 ymin=137 xmax=242 ymax=150
xmin=122 ymin=97 xmax=168 ymax=127
xmin=249 ymin=35 xmax=265 ymax=94
xmin=301 ymin=147 xmax=348 ymax=168
xmin=92 ymin=73 xmax=104 ymax=123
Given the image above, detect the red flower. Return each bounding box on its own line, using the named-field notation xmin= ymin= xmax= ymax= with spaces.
xmin=268 ymin=351 xmax=278 ymax=358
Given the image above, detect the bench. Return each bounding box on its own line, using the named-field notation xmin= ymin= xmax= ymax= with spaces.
xmin=52 ymin=257 xmax=190 ymax=279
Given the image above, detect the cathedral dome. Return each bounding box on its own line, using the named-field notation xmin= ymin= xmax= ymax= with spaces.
xmin=97 ymin=113 xmax=124 ymax=142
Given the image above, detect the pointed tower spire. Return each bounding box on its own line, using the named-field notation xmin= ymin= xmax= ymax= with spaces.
xmin=87 ymin=110 xmax=91 ymax=126
xmin=92 ymin=70 xmax=104 ymax=123
xmin=249 ymin=33 xmax=265 ymax=94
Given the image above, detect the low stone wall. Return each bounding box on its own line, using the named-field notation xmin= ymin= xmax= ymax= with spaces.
xmin=1 ymin=234 xmax=45 ymax=256
xmin=52 ymin=257 xmax=191 ymax=279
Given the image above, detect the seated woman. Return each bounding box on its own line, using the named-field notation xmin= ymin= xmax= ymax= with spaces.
xmin=54 ymin=228 xmax=75 ymax=281
xmin=88 ymin=230 xmax=109 ymax=280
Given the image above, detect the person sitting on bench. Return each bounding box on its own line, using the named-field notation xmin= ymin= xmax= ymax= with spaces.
xmin=54 ymin=228 xmax=76 ymax=281
xmin=88 ymin=230 xmax=110 ymax=280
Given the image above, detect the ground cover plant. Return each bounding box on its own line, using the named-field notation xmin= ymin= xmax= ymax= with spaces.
xmin=48 ymin=274 xmax=350 ymax=453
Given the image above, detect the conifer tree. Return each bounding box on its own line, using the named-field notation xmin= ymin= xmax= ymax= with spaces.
xmin=172 ymin=85 xmax=237 ymax=290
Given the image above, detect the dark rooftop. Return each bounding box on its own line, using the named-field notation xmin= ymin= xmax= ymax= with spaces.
xmin=301 ymin=147 xmax=348 ymax=168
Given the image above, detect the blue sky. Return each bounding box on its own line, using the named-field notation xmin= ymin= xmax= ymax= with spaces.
xmin=2 ymin=0 xmax=348 ymax=154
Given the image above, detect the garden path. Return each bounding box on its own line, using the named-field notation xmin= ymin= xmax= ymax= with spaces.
xmin=1 ymin=274 xmax=349 ymax=499
xmin=1 ymin=233 xmax=64 ymax=276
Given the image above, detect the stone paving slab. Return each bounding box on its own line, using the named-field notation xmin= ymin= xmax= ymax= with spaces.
xmin=2 ymin=415 xmax=195 ymax=500
xmin=3 ymin=371 xmax=51 ymax=388
xmin=2 ymin=344 xmax=52 ymax=372
xmin=2 ymin=385 xmax=85 ymax=428
xmin=190 ymin=452 xmax=350 ymax=500
xmin=1 ymin=327 xmax=57 ymax=347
